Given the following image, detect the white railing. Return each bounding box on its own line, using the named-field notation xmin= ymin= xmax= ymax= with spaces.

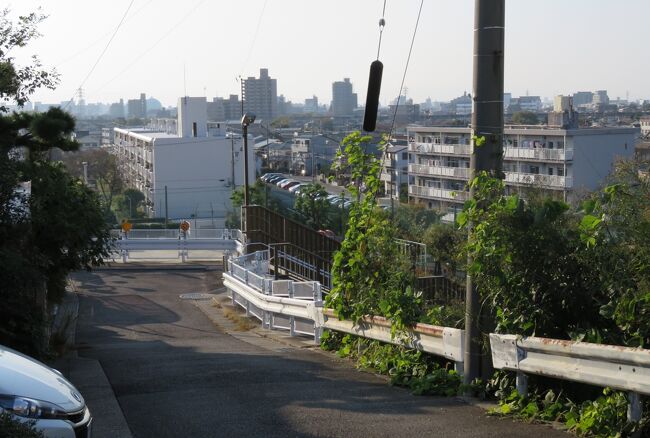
xmin=223 ymin=251 xmax=465 ymax=368
xmin=504 ymin=172 xmax=573 ymax=188
xmin=504 ymin=147 xmax=573 ymax=161
xmin=116 ymin=228 xmax=239 ymax=240
xmin=409 ymin=164 xmax=470 ymax=179
xmin=111 ymin=229 xmax=245 ymax=262
xmin=490 ymin=334 xmax=650 ymax=422
xmin=409 ymin=142 xmax=472 ymax=156
xmin=408 ymin=185 xmax=469 ymax=202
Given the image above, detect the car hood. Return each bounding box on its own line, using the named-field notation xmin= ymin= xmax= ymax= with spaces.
xmin=0 ymin=345 xmax=85 ymax=412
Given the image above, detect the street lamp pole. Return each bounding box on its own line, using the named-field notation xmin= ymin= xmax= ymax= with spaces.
xmin=241 ymin=113 xmax=256 ymax=207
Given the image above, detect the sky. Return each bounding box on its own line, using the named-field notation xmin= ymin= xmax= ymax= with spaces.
xmin=8 ymin=0 xmax=650 ymax=108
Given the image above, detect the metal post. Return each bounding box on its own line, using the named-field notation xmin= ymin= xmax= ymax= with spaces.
xmin=516 ymin=371 xmax=528 ymax=396
xmin=181 ymin=232 xmax=187 ymax=263
xmin=289 ymin=316 xmax=296 ymax=337
xmin=628 ymin=392 xmax=642 ymax=423
xmin=464 ymin=0 xmax=505 ymax=387
xmin=243 ymin=125 xmax=250 ymax=207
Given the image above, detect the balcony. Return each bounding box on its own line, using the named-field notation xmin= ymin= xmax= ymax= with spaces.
xmin=409 ymin=164 xmax=469 ymax=179
xmin=409 ymin=142 xmax=471 ymax=156
xmin=409 ymin=185 xmax=469 ymax=202
xmin=504 ymin=147 xmax=573 ymax=161
xmin=504 ymin=172 xmax=573 ymax=189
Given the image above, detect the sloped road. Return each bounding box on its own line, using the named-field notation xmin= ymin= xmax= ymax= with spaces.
xmin=72 ymin=266 xmax=567 ymax=438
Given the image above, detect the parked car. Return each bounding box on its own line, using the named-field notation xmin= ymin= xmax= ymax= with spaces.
xmin=266 ymin=175 xmax=284 ymax=184
xmin=288 ymin=183 xmax=307 ymax=194
xmin=281 ymin=181 xmax=301 ymax=190
xmin=275 ymin=178 xmax=291 ymax=187
xmin=261 ymin=173 xmax=281 ymax=182
xmin=0 ymin=344 xmax=93 ymax=437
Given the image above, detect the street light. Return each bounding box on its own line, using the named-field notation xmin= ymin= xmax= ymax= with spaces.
xmin=241 ymin=112 xmax=256 ymax=206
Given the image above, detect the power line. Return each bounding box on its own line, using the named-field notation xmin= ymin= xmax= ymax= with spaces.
xmin=63 ymin=0 xmax=136 ymax=109
xmin=93 ymin=0 xmax=209 ymax=95
xmin=387 ymin=0 xmax=424 ymax=141
xmin=240 ymin=0 xmax=269 ymax=75
xmin=54 ymin=0 xmax=155 ymax=68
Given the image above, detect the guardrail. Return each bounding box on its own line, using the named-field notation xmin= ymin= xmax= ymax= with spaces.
xmin=112 ymin=229 xmax=244 ymax=262
xmin=224 ymin=250 xmax=323 ymax=339
xmin=223 ymin=250 xmax=465 ymax=368
xmin=490 ymin=334 xmax=650 ymax=422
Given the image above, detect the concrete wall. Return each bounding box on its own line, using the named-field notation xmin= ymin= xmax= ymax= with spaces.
xmin=571 ymin=130 xmax=637 ymax=192
xmin=152 ymin=135 xmax=255 ymax=220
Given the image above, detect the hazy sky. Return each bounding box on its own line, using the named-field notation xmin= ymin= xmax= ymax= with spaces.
xmin=9 ymin=0 xmax=650 ymax=107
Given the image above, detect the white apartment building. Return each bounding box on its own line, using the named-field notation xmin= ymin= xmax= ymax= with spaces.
xmin=407 ymin=126 xmax=638 ymax=215
xmin=380 ymin=144 xmax=410 ymax=198
xmin=112 ymin=97 xmax=254 ymax=220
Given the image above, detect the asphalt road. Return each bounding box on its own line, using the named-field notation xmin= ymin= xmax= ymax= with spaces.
xmin=72 ymin=267 xmax=567 ymax=438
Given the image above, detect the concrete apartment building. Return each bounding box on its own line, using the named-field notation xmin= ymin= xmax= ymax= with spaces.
xmin=243 ymin=69 xmax=278 ymax=122
xmin=112 ymin=97 xmax=254 ymax=220
xmin=380 ymin=143 xmax=410 ymax=199
xmin=331 ymin=78 xmax=358 ymax=116
xmin=407 ymin=124 xmax=638 ymax=216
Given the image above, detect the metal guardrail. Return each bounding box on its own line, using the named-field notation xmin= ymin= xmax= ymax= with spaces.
xmin=223 ymin=251 xmax=465 ymax=368
xmin=112 ymin=229 xmax=244 ymax=262
xmin=490 ymin=334 xmax=650 ymax=422
xmin=322 ymin=309 xmax=464 ymax=371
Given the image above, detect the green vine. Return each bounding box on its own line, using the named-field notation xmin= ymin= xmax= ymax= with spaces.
xmin=326 ymin=132 xmax=419 ymax=334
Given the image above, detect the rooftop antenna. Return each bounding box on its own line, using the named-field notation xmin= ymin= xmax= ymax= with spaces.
xmin=183 ymin=61 xmax=187 ymax=97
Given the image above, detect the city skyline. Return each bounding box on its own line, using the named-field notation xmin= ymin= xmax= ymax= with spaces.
xmin=10 ymin=0 xmax=650 ymax=108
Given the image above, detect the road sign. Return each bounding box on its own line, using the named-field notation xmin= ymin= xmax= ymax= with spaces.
xmin=180 ymin=220 xmax=190 ymax=232
xmin=121 ymin=220 xmax=132 ymax=233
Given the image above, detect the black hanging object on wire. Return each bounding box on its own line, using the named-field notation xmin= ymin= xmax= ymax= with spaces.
xmin=363 ymin=60 xmax=383 ymax=132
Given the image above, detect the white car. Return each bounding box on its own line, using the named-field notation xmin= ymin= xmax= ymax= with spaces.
xmin=0 ymin=344 xmax=92 ymax=437
xmin=288 ymin=183 xmax=306 ymax=194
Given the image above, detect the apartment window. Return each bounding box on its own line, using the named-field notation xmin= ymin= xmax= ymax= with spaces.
xmin=548 ymin=141 xmax=554 ymax=149
xmin=529 ymin=165 xmax=540 ymax=174
xmin=548 ymin=167 xmax=554 ymax=176
xmin=557 ymin=167 xmax=565 ymax=176
xmin=192 ymin=122 xmax=197 ymax=137
xmin=402 ymin=152 xmax=408 ymax=160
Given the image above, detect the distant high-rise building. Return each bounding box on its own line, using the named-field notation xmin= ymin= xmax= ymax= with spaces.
xmin=109 ymin=99 xmax=125 ymax=119
xmin=572 ymin=91 xmax=593 ymax=107
xmin=304 ymin=95 xmax=319 ymax=113
xmin=592 ymin=90 xmax=610 ymax=106
xmin=331 ymin=78 xmax=357 ymax=116
xmin=242 ymin=68 xmax=278 ymax=122
xmin=127 ymin=93 xmax=147 ymax=119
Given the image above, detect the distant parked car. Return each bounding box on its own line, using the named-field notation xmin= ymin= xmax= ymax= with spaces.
xmin=0 ymin=344 xmax=93 ymax=438
xmin=266 ymin=175 xmax=284 ymax=184
xmin=261 ymin=173 xmax=281 ymax=182
xmin=281 ymin=181 xmax=301 ymax=190
xmin=275 ymin=178 xmax=291 ymax=187
xmin=288 ymin=183 xmax=307 ymax=194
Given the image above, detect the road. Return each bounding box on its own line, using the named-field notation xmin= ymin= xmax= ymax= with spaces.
xmin=72 ymin=266 xmax=567 ymax=438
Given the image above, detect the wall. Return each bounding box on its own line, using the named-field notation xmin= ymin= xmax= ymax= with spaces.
xmin=571 ymin=129 xmax=638 ymax=193
xmin=152 ymin=135 xmax=254 ymax=220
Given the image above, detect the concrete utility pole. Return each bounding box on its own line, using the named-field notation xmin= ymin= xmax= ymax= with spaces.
xmin=464 ymin=0 xmax=505 ymax=386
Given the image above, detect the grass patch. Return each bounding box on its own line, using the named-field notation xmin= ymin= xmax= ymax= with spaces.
xmin=222 ymin=307 xmax=256 ymax=331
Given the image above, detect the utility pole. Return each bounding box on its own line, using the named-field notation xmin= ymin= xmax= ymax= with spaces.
xmin=464 ymin=0 xmax=505 ymax=386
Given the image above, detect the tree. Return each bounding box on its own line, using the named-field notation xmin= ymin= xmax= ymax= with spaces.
xmin=116 ymin=188 xmax=145 ymax=219
xmin=511 ymin=111 xmax=539 ymax=125
xmin=61 ymin=148 xmax=124 ymax=219
xmin=0 ymin=9 xmax=112 ymax=356
xmin=294 ymin=183 xmax=331 ymax=230
xmin=0 ymin=9 xmax=58 ymax=111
